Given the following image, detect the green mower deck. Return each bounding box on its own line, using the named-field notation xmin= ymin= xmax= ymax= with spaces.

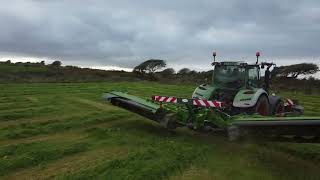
xmin=104 ymin=91 xmax=320 ymax=143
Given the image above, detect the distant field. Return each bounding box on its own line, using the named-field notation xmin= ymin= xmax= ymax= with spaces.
xmin=0 ymin=82 xmax=320 ymax=179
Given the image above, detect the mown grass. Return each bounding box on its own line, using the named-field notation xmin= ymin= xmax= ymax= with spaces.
xmin=0 ymin=111 xmax=128 ymax=140
xmin=0 ymin=82 xmax=319 ymax=179
xmin=0 ymin=140 xmax=89 ymax=176
xmin=61 ymin=128 xmax=208 ymax=180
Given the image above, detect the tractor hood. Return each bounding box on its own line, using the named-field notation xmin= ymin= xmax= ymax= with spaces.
xmin=192 ymin=84 xmax=238 ymax=102
xmin=193 ymin=84 xmax=259 ymax=109
xmin=192 ymin=84 xmax=216 ymax=99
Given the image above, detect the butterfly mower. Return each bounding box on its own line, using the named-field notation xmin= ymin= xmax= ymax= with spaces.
xmin=103 ymin=52 xmax=320 ymax=142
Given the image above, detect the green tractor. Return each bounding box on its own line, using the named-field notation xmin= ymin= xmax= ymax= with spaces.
xmin=104 ymin=52 xmax=320 ymax=142
xmin=192 ymin=52 xmax=301 ymax=117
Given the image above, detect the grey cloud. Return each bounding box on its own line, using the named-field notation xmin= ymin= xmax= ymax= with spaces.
xmin=0 ymin=0 xmax=319 ymax=69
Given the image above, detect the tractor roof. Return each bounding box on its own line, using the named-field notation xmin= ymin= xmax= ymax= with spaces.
xmin=220 ymin=61 xmax=244 ymax=65
xmin=212 ymin=61 xmax=258 ymax=67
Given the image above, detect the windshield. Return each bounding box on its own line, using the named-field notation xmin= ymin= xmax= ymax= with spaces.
xmin=213 ymin=65 xmax=245 ymax=88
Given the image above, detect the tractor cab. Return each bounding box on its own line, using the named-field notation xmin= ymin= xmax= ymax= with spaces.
xmin=212 ymin=62 xmax=260 ymax=90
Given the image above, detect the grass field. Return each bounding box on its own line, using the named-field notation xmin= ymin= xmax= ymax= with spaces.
xmin=0 ymin=82 xmax=320 ymax=180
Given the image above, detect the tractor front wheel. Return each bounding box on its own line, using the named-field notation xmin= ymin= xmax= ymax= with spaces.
xmin=273 ymin=100 xmax=284 ymax=115
xmin=254 ymin=95 xmax=270 ymax=116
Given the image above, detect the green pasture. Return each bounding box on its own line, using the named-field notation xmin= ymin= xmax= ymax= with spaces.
xmin=0 ymin=82 xmax=319 ymax=179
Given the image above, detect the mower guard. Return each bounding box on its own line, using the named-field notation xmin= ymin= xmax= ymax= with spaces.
xmin=103 ymin=91 xmax=163 ymax=122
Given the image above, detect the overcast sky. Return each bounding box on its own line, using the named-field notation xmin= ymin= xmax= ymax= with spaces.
xmin=0 ymin=0 xmax=320 ymax=72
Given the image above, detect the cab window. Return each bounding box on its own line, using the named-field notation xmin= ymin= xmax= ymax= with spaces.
xmin=248 ymin=67 xmax=259 ymax=88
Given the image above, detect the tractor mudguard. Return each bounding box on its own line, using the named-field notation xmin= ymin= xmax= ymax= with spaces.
xmin=233 ymin=89 xmax=268 ymax=108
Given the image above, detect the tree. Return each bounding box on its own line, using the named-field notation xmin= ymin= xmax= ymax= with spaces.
xmin=50 ymin=61 xmax=62 ymax=67
xmin=133 ymin=59 xmax=166 ymax=74
xmin=189 ymin=70 xmax=198 ymax=75
xmin=178 ymin=68 xmax=191 ymax=74
xmin=273 ymin=63 xmax=319 ymax=78
xmin=161 ymin=68 xmax=175 ymax=75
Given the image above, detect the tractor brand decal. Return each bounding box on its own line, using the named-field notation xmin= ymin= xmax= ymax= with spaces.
xmin=152 ymin=96 xmax=223 ymax=108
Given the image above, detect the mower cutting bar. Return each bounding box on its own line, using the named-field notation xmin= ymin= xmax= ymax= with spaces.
xmin=232 ymin=119 xmax=320 ymax=126
xmin=231 ymin=119 xmax=320 ymax=141
xmin=152 ymin=95 xmax=223 ymax=108
xmin=104 ymin=91 xmax=163 ymax=122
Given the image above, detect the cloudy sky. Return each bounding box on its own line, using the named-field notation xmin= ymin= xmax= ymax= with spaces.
xmin=0 ymin=0 xmax=319 ymax=72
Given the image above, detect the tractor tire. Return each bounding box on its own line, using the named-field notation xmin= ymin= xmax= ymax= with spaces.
xmin=272 ymin=100 xmax=284 ymax=115
xmin=254 ymin=95 xmax=270 ymax=116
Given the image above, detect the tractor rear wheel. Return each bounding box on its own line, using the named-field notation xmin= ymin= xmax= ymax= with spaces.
xmin=255 ymin=95 xmax=270 ymax=116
